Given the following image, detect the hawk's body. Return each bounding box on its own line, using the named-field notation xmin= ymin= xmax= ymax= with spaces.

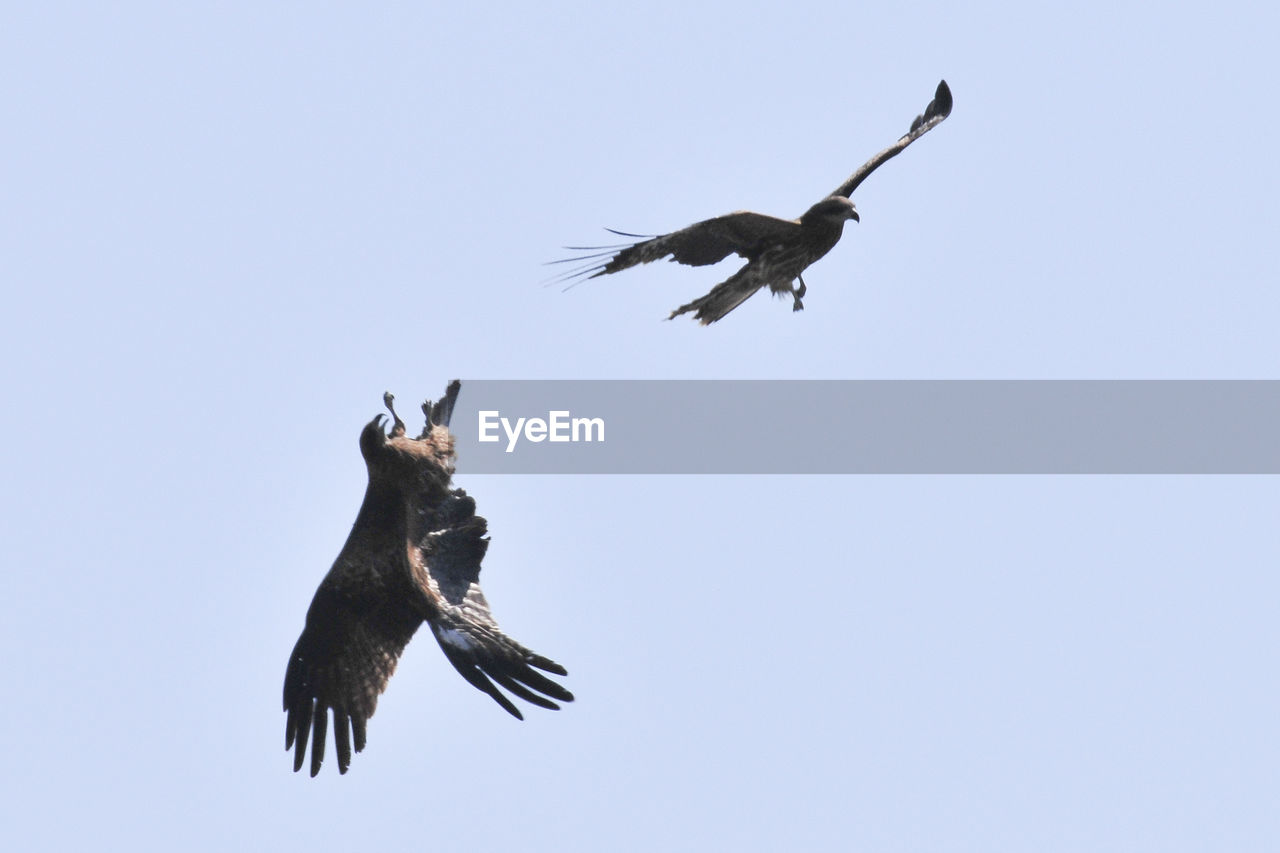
xmin=555 ymin=80 xmax=953 ymax=324
xmin=604 ymin=198 xmax=857 ymax=324
xmin=283 ymin=382 xmax=571 ymax=776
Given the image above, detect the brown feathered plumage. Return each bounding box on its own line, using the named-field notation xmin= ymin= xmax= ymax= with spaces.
xmin=283 ymin=381 xmax=571 ymax=776
xmin=553 ymin=80 xmax=953 ymax=324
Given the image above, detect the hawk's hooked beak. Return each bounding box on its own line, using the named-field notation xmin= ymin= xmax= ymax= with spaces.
xmin=850 ymin=208 xmax=860 ymax=223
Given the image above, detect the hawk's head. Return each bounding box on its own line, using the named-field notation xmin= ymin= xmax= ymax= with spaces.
xmin=801 ymin=195 xmax=859 ymax=226
xmin=358 ymin=384 xmax=461 ymax=481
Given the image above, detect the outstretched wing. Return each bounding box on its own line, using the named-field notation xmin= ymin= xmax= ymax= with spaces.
xmin=415 ymin=489 xmax=574 ymax=718
xmin=829 ymin=79 xmax=953 ymax=199
xmin=550 ymin=211 xmax=800 ymax=286
xmin=667 ymin=261 xmax=771 ymax=326
xmin=283 ymin=523 xmax=424 ymax=776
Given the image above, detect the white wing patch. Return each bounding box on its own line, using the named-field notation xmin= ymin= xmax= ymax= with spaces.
xmin=433 ymin=624 xmax=475 ymax=651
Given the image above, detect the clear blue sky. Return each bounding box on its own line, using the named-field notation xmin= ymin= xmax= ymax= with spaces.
xmin=3 ymin=3 xmax=1278 ymax=850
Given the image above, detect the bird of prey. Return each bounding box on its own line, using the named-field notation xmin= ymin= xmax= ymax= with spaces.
xmin=283 ymin=381 xmax=572 ymax=776
xmin=552 ymin=79 xmax=953 ymax=325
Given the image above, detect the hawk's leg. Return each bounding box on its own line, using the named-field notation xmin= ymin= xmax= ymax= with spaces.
xmin=791 ymin=275 xmax=807 ymax=312
xmin=382 ymin=392 xmax=407 ymax=437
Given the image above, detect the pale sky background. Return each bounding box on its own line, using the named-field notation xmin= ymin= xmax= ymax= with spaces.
xmin=3 ymin=2 xmax=1279 ymax=851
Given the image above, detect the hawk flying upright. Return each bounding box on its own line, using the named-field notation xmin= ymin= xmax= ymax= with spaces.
xmin=554 ymin=79 xmax=953 ymax=324
xmin=283 ymin=381 xmax=572 ymax=776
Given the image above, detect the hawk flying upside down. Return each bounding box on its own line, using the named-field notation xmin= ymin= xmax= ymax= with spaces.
xmin=283 ymin=381 xmax=572 ymax=776
xmin=553 ymin=79 xmax=953 ymax=325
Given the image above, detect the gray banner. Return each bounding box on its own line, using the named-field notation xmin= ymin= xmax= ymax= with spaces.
xmin=447 ymin=381 xmax=1280 ymax=474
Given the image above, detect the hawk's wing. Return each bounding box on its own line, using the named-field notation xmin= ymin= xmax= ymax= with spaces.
xmin=283 ymin=509 xmax=424 ymax=777
xmin=829 ymin=79 xmax=953 ymax=199
xmin=414 ymin=489 xmax=573 ymax=719
xmin=550 ymin=210 xmax=801 ymax=285
xmin=667 ymin=262 xmax=772 ymax=326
